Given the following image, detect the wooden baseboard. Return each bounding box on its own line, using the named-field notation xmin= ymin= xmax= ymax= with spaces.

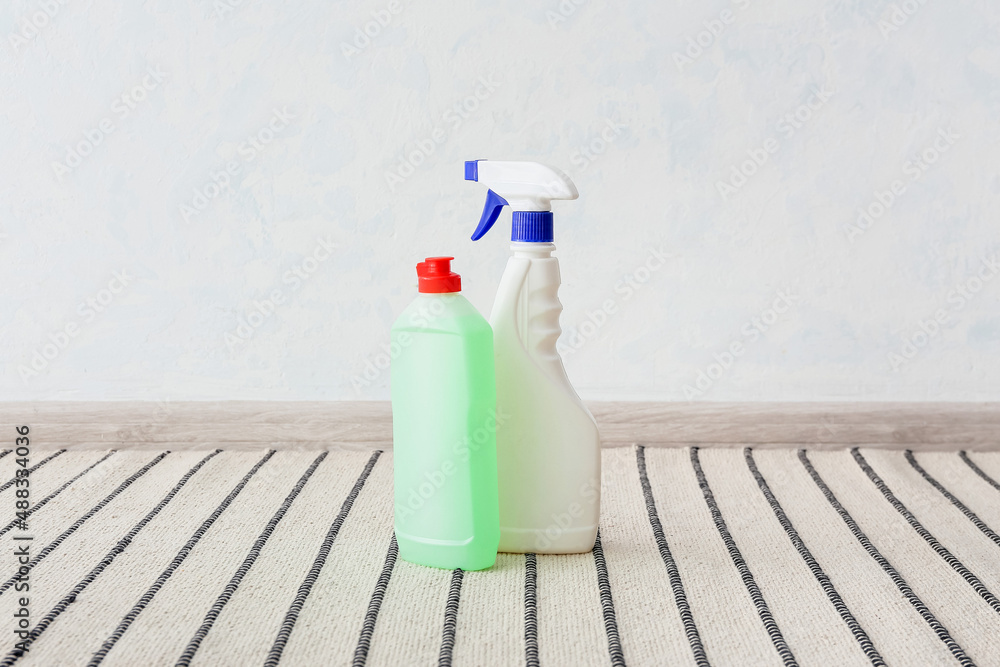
xmin=1 ymin=401 xmax=998 ymax=451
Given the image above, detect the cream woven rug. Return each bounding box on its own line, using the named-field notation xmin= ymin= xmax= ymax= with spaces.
xmin=0 ymin=446 xmax=998 ymax=666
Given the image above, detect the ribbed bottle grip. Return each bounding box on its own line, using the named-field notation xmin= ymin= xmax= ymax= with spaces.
xmin=527 ymin=282 xmax=563 ymax=364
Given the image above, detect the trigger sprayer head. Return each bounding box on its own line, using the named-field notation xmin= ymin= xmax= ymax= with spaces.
xmin=465 ymin=159 xmax=578 ymax=243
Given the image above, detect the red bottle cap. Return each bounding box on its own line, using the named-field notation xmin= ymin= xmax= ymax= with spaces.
xmin=416 ymin=256 xmax=461 ymax=293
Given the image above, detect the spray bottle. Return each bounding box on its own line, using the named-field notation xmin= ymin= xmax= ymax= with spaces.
xmin=466 ymin=159 xmax=601 ymax=554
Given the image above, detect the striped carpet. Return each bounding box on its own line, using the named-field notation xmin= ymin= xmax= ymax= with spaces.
xmin=0 ymin=446 xmax=998 ymax=666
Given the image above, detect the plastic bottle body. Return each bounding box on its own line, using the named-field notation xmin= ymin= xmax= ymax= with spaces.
xmin=391 ymin=293 xmax=500 ymax=570
xmin=491 ymin=243 xmax=601 ymax=554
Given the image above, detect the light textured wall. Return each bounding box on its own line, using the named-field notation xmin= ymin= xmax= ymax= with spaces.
xmin=2 ymin=0 xmax=998 ymax=402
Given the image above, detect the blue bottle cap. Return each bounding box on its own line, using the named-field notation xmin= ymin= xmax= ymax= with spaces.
xmin=511 ymin=212 xmax=553 ymax=243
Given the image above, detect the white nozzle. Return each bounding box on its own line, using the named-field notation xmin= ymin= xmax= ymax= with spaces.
xmin=468 ymin=160 xmax=578 ymax=212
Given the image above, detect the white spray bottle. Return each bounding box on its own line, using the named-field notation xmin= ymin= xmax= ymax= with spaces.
xmin=466 ymin=159 xmax=600 ymax=554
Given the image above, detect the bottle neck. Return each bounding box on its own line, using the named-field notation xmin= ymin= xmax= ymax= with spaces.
xmin=511 ymin=241 xmax=555 ymax=259
xmin=416 ymin=292 xmax=462 ymax=298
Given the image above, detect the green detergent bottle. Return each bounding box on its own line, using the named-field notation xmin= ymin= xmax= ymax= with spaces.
xmin=391 ymin=256 xmax=500 ymax=570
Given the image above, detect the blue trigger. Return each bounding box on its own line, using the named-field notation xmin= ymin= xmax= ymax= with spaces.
xmin=471 ymin=189 xmax=508 ymax=241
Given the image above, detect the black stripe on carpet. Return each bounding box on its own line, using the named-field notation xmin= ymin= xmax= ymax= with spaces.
xmin=905 ymin=451 xmax=1000 ymax=549
xmin=175 ymin=451 xmax=330 ymax=666
xmin=264 ymin=450 xmax=382 ymax=667
xmin=0 ymin=450 xmax=66 ymax=494
xmin=0 ymin=451 xmax=116 ymax=539
xmin=1 ymin=449 xmax=223 ymax=666
xmin=853 ymin=448 xmax=1000 ymax=615
xmin=85 ymin=449 xmax=267 ymax=666
xmin=691 ymin=447 xmax=794 ymax=667
xmin=959 ymin=451 xmax=1000 ymax=492
xmin=524 ymin=553 xmax=539 ymax=667
xmin=636 ymin=446 xmax=708 ymax=666
xmin=799 ymin=450 xmax=974 ymax=667
xmin=593 ymin=530 xmax=626 ymax=667
xmin=352 ymin=534 xmax=398 ymax=667
xmin=0 ymin=451 xmax=169 ymax=597
xmin=744 ymin=448 xmax=883 ymax=666
xmin=438 ymin=568 xmax=464 ymax=667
